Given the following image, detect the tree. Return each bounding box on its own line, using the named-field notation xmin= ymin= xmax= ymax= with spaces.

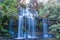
xmin=0 ymin=0 xmax=18 ymax=17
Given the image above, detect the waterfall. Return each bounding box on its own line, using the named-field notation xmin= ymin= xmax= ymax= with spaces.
xmin=15 ymin=7 xmax=25 ymax=39
xmin=42 ymin=18 xmax=52 ymax=38
xmin=15 ymin=6 xmax=37 ymax=39
xmin=9 ymin=18 xmax=14 ymax=35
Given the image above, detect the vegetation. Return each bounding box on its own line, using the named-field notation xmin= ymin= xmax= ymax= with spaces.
xmin=0 ymin=0 xmax=60 ymax=40
xmin=38 ymin=1 xmax=60 ymax=39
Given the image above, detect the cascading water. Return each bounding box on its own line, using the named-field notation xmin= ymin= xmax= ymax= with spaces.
xmin=31 ymin=17 xmax=36 ymax=38
xmin=27 ymin=16 xmax=36 ymax=38
xmin=23 ymin=7 xmax=32 ymax=38
xmin=15 ymin=0 xmax=37 ymax=39
xmin=9 ymin=18 xmax=14 ymax=35
xmin=42 ymin=18 xmax=52 ymax=38
xmin=24 ymin=7 xmax=37 ymax=38
xmin=42 ymin=18 xmax=48 ymax=37
xmin=15 ymin=7 xmax=25 ymax=39
xmin=15 ymin=16 xmax=24 ymax=39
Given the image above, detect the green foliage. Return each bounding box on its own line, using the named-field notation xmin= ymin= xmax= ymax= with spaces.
xmin=0 ymin=0 xmax=18 ymax=17
xmin=49 ymin=24 xmax=60 ymax=39
xmin=39 ymin=22 xmax=42 ymax=28
xmin=49 ymin=24 xmax=60 ymax=31
xmin=56 ymin=33 xmax=60 ymax=39
xmin=38 ymin=2 xmax=60 ymax=39
xmin=1 ymin=0 xmax=60 ymax=39
xmin=38 ymin=4 xmax=49 ymax=18
xmin=0 ymin=25 xmax=8 ymax=32
xmin=38 ymin=2 xmax=60 ymax=19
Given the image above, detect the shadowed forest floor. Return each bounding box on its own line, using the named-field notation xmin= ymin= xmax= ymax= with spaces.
xmin=0 ymin=36 xmax=58 ymax=40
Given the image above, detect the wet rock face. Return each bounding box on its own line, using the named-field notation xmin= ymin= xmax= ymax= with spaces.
xmin=30 ymin=0 xmax=43 ymax=8
xmin=18 ymin=0 xmax=43 ymax=9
